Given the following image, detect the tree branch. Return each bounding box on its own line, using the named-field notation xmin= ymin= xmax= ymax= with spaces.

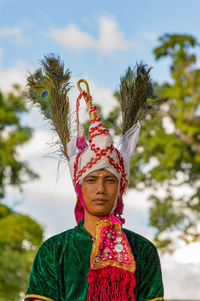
xmin=176 ymin=131 xmax=200 ymax=153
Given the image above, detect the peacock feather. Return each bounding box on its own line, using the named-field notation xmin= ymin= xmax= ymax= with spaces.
xmin=26 ymin=54 xmax=71 ymax=159
xmin=118 ymin=63 xmax=155 ymax=135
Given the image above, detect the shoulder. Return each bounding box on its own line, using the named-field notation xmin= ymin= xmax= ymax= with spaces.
xmin=123 ymin=228 xmax=158 ymax=257
xmin=38 ymin=227 xmax=77 ymax=253
xmin=123 ymin=227 xmax=155 ymax=246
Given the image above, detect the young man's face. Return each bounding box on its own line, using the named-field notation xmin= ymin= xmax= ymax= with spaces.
xmin=81 ymin=169 xmax=118 ymax=217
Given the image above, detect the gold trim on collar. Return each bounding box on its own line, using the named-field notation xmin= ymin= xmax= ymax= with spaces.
xmin=24 ymin=294 xmax=55 ymax=301
xmin=148 ymin=297 xmax=164 ymax=301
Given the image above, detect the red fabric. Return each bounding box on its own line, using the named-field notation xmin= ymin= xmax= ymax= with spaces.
xmin=74 ymin=197 xmax=84 ymax=223
xmin=76 ymin=136 xmax=88 ymax=151
xmin=76 ymin=91 xmax=86 ymax=122
xmin=87 ymin=265 xmax=136 ymax=301
xmin=75 ymin=183 xmax=91 ymax=222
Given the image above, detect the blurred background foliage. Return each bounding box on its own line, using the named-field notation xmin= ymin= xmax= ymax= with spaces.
xmin=84 ymin=34 xmax=200 ymax=253
xmin=0 ymin=86 xmax=44 ymax=300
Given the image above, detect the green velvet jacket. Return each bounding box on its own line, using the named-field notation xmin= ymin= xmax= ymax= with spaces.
xmin=25 ymin=220 xmax=164 ymax=301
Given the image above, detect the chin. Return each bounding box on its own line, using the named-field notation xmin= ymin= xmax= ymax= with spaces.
xmin=91 ymin=209 xmax=111 ymax=217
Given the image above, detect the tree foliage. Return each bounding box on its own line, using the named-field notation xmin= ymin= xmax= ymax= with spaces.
xmin=144 ymin=34 xmax=200 ymax=251
xmin=0 ymin=85 xmax=38 ymax=198
xmin=0 ymin=86 xmax=43 ymax=300
xmin=0 ymin=204 xmax=43 ymax=301
xmin=84 ymin=34 xmax=200 ymax=252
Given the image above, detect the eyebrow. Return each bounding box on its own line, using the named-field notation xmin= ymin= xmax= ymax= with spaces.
xmin=84 ymin=175 xmax=117 ymax=180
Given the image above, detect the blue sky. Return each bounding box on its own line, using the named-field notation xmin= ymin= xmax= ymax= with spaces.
xmin=1 ymin=0 xmax=200 ymax=89
xmin=1 ymin=0 xmax=200 ymax=299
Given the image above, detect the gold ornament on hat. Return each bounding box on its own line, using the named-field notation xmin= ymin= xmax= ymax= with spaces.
xmin=77 ymin=79 xmax=98 ymax=121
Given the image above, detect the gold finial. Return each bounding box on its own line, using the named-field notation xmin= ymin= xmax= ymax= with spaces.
xmin=77 ymin=79 xmax=98 ymax=120
xmin=77 ymin=79 xmax=90 ymax=97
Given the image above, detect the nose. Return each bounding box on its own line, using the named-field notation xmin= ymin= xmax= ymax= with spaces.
xmin=96 ymin=179 xmax=105 ymax=194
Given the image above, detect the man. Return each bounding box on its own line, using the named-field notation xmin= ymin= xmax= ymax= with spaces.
xmin=24 ymin=59 xmax=164 ymax=301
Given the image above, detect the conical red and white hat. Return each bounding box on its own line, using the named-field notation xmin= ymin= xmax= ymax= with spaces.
xmin=67 ymin=80 xmax=140 ymax=222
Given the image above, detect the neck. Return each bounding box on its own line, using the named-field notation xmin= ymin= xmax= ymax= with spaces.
xmin=83 ymin=212 xmax=102 ymax=239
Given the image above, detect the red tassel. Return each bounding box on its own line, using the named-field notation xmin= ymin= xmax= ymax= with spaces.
xmin=87 ymin=265 xmax=136 ymax=301
xmin=76 ymin=136 xmax=88 ymax=151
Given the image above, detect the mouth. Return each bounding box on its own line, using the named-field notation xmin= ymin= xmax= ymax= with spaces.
xmin=93 ymin=199 xmax=107 ymax=204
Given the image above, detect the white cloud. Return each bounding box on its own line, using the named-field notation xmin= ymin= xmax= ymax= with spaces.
xmin=161 ymin=255 xmax=200 ymax=299
xmin=84 ymin=79 xmax=117 ymax=112
xmin=0 ymin=59 xmax=27 ymax=92
xmin=97 ymin=17 xmax=132 ymax=53
xmin=172 ymin=242 xmax=200 ymax=264
xmin=0 ymin=26 xmax=23 ymax=44
xmin=50 ymin=24 xmax=95 ymax=52
xmin=17 ymin=128 xmax=54 ymax=159
xmin=0 ymin=48 xmax=27 ymax=93
xmin=49 ymin=16 xmax=132 ymax=53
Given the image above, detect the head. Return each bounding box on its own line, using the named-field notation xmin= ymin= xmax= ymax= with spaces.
xmin=81 ymin=169 xmax=118 ymax=218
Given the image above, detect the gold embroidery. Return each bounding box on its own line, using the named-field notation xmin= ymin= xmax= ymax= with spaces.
xmin=24 ymin=294 xmax=55 ymax=301
xmin=90 ymin=219 xmax=136 ymax=272
xmin=148 ymin=297 xmax=164 ymax=301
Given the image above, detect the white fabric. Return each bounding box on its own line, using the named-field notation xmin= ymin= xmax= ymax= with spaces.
xmin=118 ymin=121 xmax=141 ymax=179
xmin=67 ymin=136 xmax=77 ymax=181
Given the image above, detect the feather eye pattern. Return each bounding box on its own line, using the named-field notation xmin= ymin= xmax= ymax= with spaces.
xmin=26 ymin=54 xmax=71 ymax=159
xmin=119 ymin=63 xmax=155 ymax=135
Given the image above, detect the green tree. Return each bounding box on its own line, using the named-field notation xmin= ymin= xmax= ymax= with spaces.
xmin=0 ymin=85 xmax=38 ymax=198
xmin=144 ymin=34 xmax=200 ymax=251
xmin=0 ymin=204 xmax=43 ymax=301
xmin=0 ymin=85 xmax=43 ymax=300
xmin=85 ymin=34 xmax=200 ymax=252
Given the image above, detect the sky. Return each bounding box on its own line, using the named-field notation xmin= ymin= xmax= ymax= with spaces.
xmin=1 ymin=0 xmax=200 ymax=299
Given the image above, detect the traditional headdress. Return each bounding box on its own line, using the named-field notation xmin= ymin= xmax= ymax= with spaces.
xmin=26 ymin=55 xmax=154 ymax=301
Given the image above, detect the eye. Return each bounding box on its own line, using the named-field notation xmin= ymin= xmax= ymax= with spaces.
xmin=85 ymin=178 xmax=95 ymax=183
xmin=106 ymin=178 xmax=117 ymax=183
